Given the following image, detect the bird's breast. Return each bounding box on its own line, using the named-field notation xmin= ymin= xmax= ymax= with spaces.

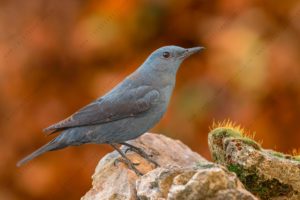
xmin=160 ymin=84 xmax=174 ymax=104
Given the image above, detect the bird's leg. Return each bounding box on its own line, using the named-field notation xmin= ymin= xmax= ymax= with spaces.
xmin=120 ymin=142 xmax=160 ymax=167
xmin=110 ymin=144 xmax=143 ymax=176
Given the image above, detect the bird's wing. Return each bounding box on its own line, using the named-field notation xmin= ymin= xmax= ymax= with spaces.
xmin=43 ymin=85 xmax=160 ymax=134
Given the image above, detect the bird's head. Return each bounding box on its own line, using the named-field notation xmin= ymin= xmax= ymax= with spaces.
xmin=142 ymin=45 xmax=204 ymax=75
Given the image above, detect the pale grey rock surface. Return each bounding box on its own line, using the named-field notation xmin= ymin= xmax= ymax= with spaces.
xmin=136 ymin=165 xmax=257 ymax=200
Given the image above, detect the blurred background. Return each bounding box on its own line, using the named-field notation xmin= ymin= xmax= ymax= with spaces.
xmin=1 ymin=0 xmax=300 ymax=199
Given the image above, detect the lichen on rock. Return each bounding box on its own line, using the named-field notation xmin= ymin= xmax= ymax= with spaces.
xmin=208 ymin=121 xmax=300 ymax=200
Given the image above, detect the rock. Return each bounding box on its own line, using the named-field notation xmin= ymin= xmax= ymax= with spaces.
xmin=82 ymin=133 xmax=256 ymax=200
xmin=208 ymin=124 xmax=300 ymax=200
xmin=137 ymin=165 xmax=257 ymax=200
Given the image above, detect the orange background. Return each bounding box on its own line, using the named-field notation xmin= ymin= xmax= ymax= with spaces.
xmin=1 ymin=0 xmax=300 ymax=199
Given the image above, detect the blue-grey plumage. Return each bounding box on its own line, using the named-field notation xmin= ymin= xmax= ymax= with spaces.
xmin=17 ymin=45 xmax=204 ymax=167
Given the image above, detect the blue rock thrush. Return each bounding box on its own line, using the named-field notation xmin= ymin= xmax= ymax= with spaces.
xmin=17 ymin=45 xmax=204 ymax=175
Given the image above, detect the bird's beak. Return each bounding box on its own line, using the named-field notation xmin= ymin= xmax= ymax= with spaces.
xmin=179 ymin=46 xmax=205 ymax=59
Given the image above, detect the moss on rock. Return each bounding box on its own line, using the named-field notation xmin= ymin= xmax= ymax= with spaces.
xmin=227 ymin=163 xmax=294 ymax=199
xmin=208 ymin=121 xmax=300 ymax=200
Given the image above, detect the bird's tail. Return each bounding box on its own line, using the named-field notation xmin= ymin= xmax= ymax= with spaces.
xmin=17 ymin=137 xmax=66 ymax=167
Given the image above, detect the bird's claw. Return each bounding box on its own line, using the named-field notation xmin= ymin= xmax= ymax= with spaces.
xmin=124 ymin=148 xmax=131 ymax=154
xmin=110 ymin=143 xmax=143 ymax=176
xmin=113 ymin=158 xmax=143 ymax=176
xmin=123 ymin=144 xmax=160 ymax=168
xmin=114 ymin=158 xmax=140 ymax=167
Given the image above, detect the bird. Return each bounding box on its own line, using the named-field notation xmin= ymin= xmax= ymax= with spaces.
xmin=17 ymin=45 xmax=204 ymax=175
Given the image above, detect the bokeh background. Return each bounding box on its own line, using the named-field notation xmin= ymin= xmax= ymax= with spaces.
xmin=1 ymin=0 xmax=300 ymax=199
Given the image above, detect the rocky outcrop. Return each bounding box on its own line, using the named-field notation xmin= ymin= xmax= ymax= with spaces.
xmin=208 ymin=124 xmax=300 ymax=200
xmin=82 ymin=133 xmax=256 ymax=200
xmin=136 ymin=165 xmax=256 ymax=200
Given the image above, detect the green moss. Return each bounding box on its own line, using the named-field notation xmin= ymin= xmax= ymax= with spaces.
xmin=227 ymin=164 xmax=244 ymax=175
xmin=210 ymin=128 xmax=261 ymax=152
xmin=212 ymin=127 xmax=299 ymax=163
xmin=210 ymin=128 xmax=261 ymax=164
xmin=210 ymin=127 xmax=298 ymax=198
xmin=268 ymin=150 xmax=300 ymax=163
xmin=293 ymin=156 xmax=300 ymax=162
xmin=269 ymin=150 xmax=285 ymax=158
xmin=211 ymin=128 xmax=242 ymax=139
xmin=227 ymin=164 xmax=294 ymax=200
xmin=210 ymin=129 xmax=241 ymax=151
xmin=195 ymin=163 xmax=215 ymax=169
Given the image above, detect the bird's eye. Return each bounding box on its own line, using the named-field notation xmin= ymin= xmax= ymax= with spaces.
xmin=162 ymin=51 xmax=170 ymax=58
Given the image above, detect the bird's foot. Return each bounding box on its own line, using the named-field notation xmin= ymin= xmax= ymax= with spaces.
xmin=121 ymin=142 xmax=160 ymax=168
xmin=113 ymin=158 xmax=139 ymax=167
xmin=113 ymin=158 xmax=143 ymax=176
xmin=110 ymin=143 xmax=143 ymax=176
